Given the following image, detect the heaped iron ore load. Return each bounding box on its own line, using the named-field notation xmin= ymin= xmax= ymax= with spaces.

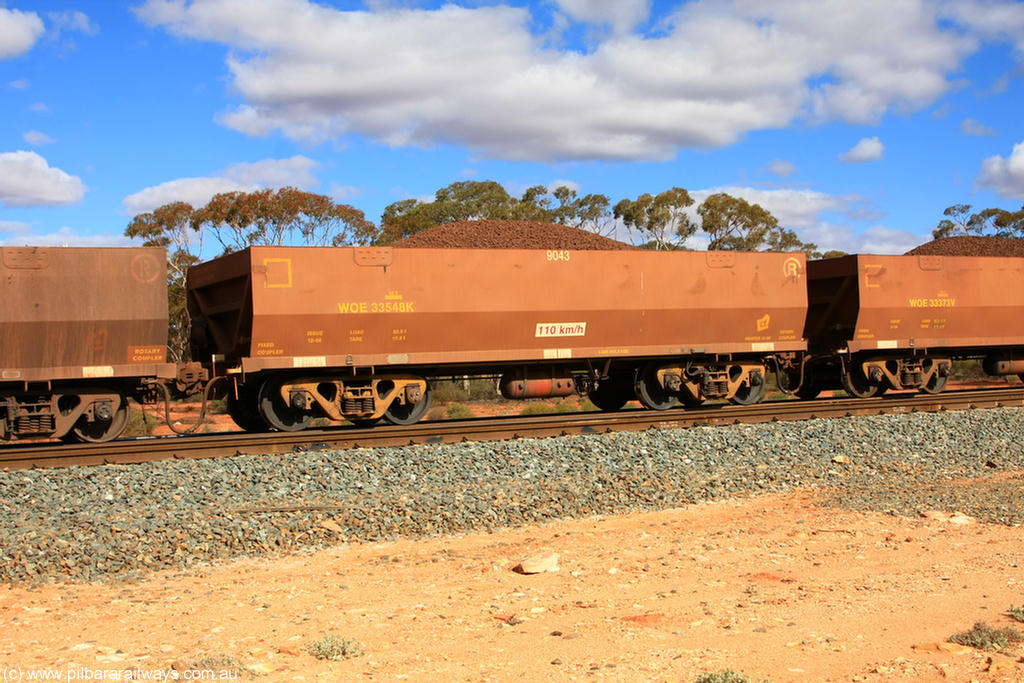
xmin=791 ymin=253 xmax=1024 ymax=398
xmin=0 ymin=247 xmax=176 ymax=442
xmin=187 ymin=245 xmax=808 ymax=430
xmin=392 ymin=219 xmax=636 ymax=250
xmin=905 ymin=236 xmax=1024 ymax=258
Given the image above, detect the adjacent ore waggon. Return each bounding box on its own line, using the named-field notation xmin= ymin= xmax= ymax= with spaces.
xmin=0 ymin=247 xmax=178 ymax=442
xmin=187 ymin=246 xmax=809 ymax=431
xmin=791 ymin=253 xmax=1024 ymax=398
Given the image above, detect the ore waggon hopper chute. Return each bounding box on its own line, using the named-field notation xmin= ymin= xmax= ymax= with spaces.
xmin=186 ymin=245 xmax=809 ymax=432
xmin=790 ymin=253 xmax=1024 ymax=399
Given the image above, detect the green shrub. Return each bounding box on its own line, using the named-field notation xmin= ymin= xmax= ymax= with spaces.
xmin=1009 ymin=605 xmax=1024 ymax=623
xmin=693 ymin=671 xmax=750 ymax=683
xmin=949 ymin=622 xmax=1023 ymax=650
xmin=446 ymin=402 xmax=475 ymax=419
xmin=309 ymin=634 xmax=363 ymax=661
xmin=519 ymin=402 xmax=556 ymax=416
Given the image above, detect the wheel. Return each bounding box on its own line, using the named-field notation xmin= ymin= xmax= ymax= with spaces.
xmin=257 ymin=377 xmax=312 ymax=432
xmin=588 ymin=376 xmax=631 ymax=411
xmin=634 ymin=363 xmax=677 ymax=411
xmin=383 ymin=384 xmax=432 ymax=425
xmin=840 ymin=364 xmax=885 ymax=399
xmin=226 ymin=384 xmax=268 ymax=432
xmin=62 ymin=393 xmax=129 ymax=443
xmin=729 ymin=373 xmax=767 ymax=405
xmin=795 ymin=382 xmax=821 ymax=400
xmin=919 ymin=365 xmax=950 ymax=395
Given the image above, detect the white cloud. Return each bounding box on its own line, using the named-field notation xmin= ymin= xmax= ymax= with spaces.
xmin=691 ymin=186 xmax=859 ymax=229
xmin=976 ymin=140 xmax=1024 ymax=198
xmin=46 ymin=10 xmax=99 ymax=37
xmin=0 ymin=8 xmax=44 ymax=59
xmin=220 ymin=155 xmax=319 ymax=188
xmin=23 ymin=130 xmax=55 ymax=145
xmin=796 ymin=223 xmax=925 ymax=255
xmin=329 ymin=183 xmax=360 ymax=200
xmin=122 ymin=155 xmax=321 ymax=214
xmin=0 ymin=151 xmax=84 ymax=206
xmin=940 ymin=0 xmax=1024 ymax=58
xmin=840 ymin=137 xmax=885 ymax=163
xmin=764 ymin=159 xmax=797 ymax=177
xmin=960 ymin=117 xmax=996 ymax=136
xmin=554 ymin=0 xmax=651 ymax=34
xmin=549 ymin=179 xmax=581 ymax=193
xmin=28 ymin=101 xmax=49 ymax=113
xmin=9 ymin=78 xmax=29 ymax=89
xmin=0 ymin=225 xmax=134 ymax=248
xmin=134 ymin=0 xmax=983 ymax=162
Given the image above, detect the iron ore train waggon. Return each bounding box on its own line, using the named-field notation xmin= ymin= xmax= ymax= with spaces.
xmin=3 ymin=241 xmax=1024 ymax=442
xmin=0 ymin=247 xmax=177 ymax=442
xmin=186 ymin=246 xmax=808 ymax=430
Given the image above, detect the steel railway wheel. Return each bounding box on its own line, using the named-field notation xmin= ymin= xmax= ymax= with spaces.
xmin=794 ymin=382 xmax=822 ymax=400
xmin=635 ymin=363 xmax=677 ymax=411
xmin=840 ymin=364 xmax=886 ymax=399
xmin=729 ymin=375 xmax=767 ymax=405
xmin=226 ymin=384 xmax=267 ymax=432
xmin=588 ymin=376 xmax=632 ymax=411
xmin=62 ymin=392 xmax=129 ymax=443
xmin=919 ymin=369 xmax=949 ymax=394
xmin=383 ymin=385 xmax=432 ymax=425
xmin=257 ymin=377 xmax=313 ymax=432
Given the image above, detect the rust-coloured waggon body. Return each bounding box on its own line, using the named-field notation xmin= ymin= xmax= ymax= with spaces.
xmin=188 ymin=246 xmax=807 ymax=429
xmin=798 ymin=253 xmax=1024 ymax=397
xmin=0 ymin=246 xmax=174 ymax=442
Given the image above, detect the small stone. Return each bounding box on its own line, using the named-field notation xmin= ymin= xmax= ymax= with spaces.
xmin=986 ymin=656 xmax=1018 ymax=673
xmin=246 ymin=663 xmax=274 ymax=675
xmin=513 ymin=551 xmax=559 ymax=574
xmin=319 ymin=520 xmax=344 ymax=533
xmin=947 ymin=513 xmax=976 ymax=525
xmin=550 ymin=631 xmax=563 ymax=637
xmin=911 ymin=642 xmax=973 ymax=655
xmin=551 ymin=659 xmax=562 ymax=665
xmin=831 ymin=455 xmax=850 ymax=464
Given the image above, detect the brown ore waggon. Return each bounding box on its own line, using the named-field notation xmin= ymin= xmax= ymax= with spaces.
xmin=186 ymin=246 xmax=809 ymax=431
xmin=0 ymin=247 xmax=177 ymax=442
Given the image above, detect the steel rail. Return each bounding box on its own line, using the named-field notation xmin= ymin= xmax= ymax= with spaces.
xmin=3 ymin=386 xmax=1023 ymax=471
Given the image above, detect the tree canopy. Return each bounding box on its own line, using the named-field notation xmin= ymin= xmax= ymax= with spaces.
xmin=698 ymin=192 xmax=816 ymax=254
xmin=613 ymin=187 xmax=696 ymax=250
xmin=377 ymin=180 xmax=612 ymax=244
xmin=933 ymin=203 xmax=1024 ymax=239
xmin=192 ymin=187 xmax=376 ymax=253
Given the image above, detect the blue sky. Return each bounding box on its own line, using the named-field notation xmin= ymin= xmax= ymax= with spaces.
xmin=1 ymin=0 xmax=1023 ymax=255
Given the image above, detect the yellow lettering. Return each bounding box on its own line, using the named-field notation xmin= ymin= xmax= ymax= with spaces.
xmin=338 ymin=301 xmax=416 ymax=314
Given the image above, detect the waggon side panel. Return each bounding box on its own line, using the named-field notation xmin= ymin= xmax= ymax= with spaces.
xmin=0 ymin=247 xmax=174 ymax=382
xmin=199 ymin=246 xmax=808 ymax=372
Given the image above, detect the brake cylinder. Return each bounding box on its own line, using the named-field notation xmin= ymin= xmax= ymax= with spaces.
xmin=499 ymin=369 xmax=576 ymax=399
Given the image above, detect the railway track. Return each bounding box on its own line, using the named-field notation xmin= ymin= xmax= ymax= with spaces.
xmin=3 ymin=386 xmax=1023 ymax=471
